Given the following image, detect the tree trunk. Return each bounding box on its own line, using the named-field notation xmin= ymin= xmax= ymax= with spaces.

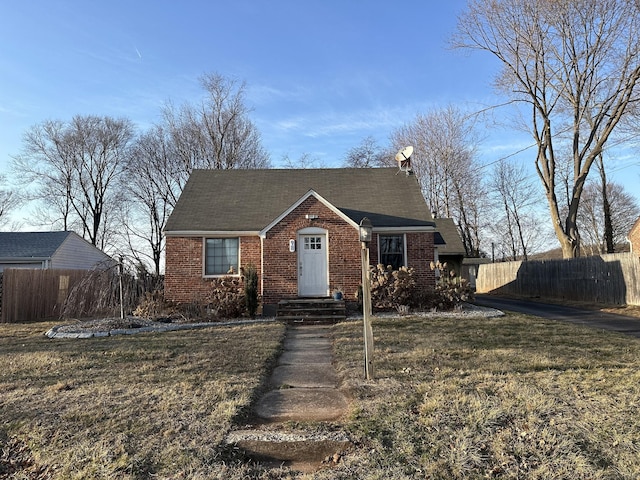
xmin=545 ymin=186 xmax=580 ymax=259
xmin=602 ymin=186 xmax=614 ymax=253
xmin=597 ymin=156 xmax=615 ymax=254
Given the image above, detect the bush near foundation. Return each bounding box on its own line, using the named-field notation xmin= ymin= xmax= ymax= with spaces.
xmin=244 ymin=264 xmax=259 ymax=318
xmin=206 ymin=276 xmax=246 ymax=318
xmin=370 ymin=264 xmax=417 ymax=311
xmin=133 ymin=290 xmax=171 ymax=319
xmin=430 ymin=261 xmax=473 ymax=310
xmin=368 ymin=262 xmax=473 ymax=312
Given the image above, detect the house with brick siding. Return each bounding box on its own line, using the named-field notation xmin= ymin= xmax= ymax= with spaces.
xmin=163 ymin=168 xmax=438 ymax=315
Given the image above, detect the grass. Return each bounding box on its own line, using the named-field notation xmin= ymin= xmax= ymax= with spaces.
xmin=326 ymin=314 xmax=640 ymax=479
xmin=3 ymin=312 xmax=640 ymax=479
xmin=0 ymin=320 xmax=286 ymax=479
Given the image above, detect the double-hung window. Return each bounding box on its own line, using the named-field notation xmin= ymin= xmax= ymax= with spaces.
xmin=379 ymin=234 xmax=406 ymax=270
xmin=205 ymin=238 xmax=239 ymax=276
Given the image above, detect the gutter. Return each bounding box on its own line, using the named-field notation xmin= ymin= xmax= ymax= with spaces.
xmin=164 ymin=230 xmax=261 ymax=237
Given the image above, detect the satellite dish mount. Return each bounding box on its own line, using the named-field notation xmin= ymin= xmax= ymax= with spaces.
xmin=395 ymin=146 xmax=414 ymax=175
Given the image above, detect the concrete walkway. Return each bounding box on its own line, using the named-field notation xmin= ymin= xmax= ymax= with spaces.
xmin=227 ymin=324 xmax=351 ymax=471
xmin=254 ymin=324 xmax=349 ymax=422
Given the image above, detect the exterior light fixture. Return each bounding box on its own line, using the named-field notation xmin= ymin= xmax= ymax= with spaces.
xmin=359 ymin=217 xmax=373 ymax=244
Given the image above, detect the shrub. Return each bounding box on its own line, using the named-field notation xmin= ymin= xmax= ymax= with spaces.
xmin=407 ymin=287 xmax=439 ymax=311
xmin=430 ymin=261 xmax=474 ymax=310
xmin=370 ymin=264 xmax=417 ymax=311
xmin=63 ymin=264 xmax=137 ymax=318
xmin=63 ymin=260 xmax=164 ymax=320
xmin=243 ymin=264 xmax=259 ymax=318
xmin=206 ymin=276 xmax=246 ymax=318
xmin=133 ymin=290 xmax=169 ymax=319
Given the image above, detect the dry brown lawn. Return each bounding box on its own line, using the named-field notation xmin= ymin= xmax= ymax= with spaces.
xmin=0 ymin=321 xmax=286 ymax=479
xmin=3 ymin=311 xmax=640 ymax=479
xmin=602 ymin=304 xmax=640 ymax=318
xmin=327 ymin=314 xmax=640 ymax=479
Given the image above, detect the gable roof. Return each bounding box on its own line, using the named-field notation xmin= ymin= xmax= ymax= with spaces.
xmin=433 ymin=218 xmax=466 ymax=256
xmin=0 ymin=231 xmax=75 ymax=259
xmin=261 ymin=189 xmax=359 ymax=235
xmin=165 ymin=168 xmax=435 ymax=234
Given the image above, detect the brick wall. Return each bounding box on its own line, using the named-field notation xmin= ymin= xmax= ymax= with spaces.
xmin=262 ymin=196 xmax=362 ymax=305
xmin=165 ymin=236 xmax=261 ymax=303
xmin=406 ymin=231 xmax=436 ymax=289
xmin=367 ymin=232 xmax=435 ymax=290
xmin=165 ymin=236 xmax=203 ymax=303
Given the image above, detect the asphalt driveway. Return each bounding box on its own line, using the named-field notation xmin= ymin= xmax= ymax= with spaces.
xmin=473 ymin=294 xmax=640 ymax=338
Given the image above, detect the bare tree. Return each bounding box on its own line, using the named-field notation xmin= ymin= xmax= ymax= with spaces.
xmin=13 ymin=115 xmax=134 ymax=249
xmin=162 ymin=72 xmax=270 ymax=192
xmin=489 ymin=160 xmax=543 ymax=260
xmin=116 ymin=73 xmax=269 ymax=271
xmin=391 ymin=105 xmax=485 ymax=256
xmin=343 ymin=136 xmax=392 ymax=168
xmin=594 ymin=154 xmax=615 ymax=253
xmin=454 ymin=0 xmax=640 ymax=258
xmin=13 ymin=120 xmax=74 ymax=230
xmin=121 ymin=126 xmax=177 ymax=275
xmin=577 ymin=180 xmax=640 ymax=255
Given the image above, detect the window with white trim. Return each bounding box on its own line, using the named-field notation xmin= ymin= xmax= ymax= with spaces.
xmin=379 ymin=234 xmax=406 ymax=270
xmin=205 ymin=238 xmax=239 ymax=276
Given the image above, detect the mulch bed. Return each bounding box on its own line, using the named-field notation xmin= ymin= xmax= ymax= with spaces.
xmin=53 ymin=316 xmax=158 ymax=334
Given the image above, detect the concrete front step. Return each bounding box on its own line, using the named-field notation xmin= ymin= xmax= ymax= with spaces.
xmin=276 ymin=298 xmax=347 ymax=324
xmin=224 ymin=429 xmax=352 ymax=472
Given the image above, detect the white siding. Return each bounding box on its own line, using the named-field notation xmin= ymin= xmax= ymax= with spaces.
xmin=50 ymin=233 xmax=113 ymax=270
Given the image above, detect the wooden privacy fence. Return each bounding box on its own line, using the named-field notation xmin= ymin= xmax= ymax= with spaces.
xmin=1 ymin=269 xmax=89 ymax=323
xmin=476 ymin=253 xmax=640 ymax=306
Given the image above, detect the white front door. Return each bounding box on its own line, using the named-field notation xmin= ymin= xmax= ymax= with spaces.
xmin=298 ymin=234 xmax=328 ymax=296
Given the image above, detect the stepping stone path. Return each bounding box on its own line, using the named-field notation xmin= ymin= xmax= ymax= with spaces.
xmin=226 ymin=324 xmax=352 ymax=472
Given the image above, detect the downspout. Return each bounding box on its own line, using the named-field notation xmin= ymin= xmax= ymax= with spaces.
xmin=260 ymin=235 xmax=264 ymax=299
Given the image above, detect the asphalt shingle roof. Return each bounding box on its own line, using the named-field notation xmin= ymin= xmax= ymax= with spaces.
xmin=0 ymin=231 xmax=72 ymax=258
xmin=164 ymin=168 xmax=436 ymax=233
xmin=433 ymin=218 xmax=466 ymax=255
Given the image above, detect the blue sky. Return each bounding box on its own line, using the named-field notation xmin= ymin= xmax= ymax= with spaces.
xmin=1 ymin=1 xmax=639 ymax=223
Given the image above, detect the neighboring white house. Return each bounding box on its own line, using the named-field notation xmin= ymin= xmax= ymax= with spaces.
xmin=0 ymin=231 xmax=113 ymax=272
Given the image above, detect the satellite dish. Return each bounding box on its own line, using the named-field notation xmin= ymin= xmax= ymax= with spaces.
xmin=395 ymin=146 xmax=413 ymax=162
xmin=395 ymin=146 xmax=413 ymax=175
